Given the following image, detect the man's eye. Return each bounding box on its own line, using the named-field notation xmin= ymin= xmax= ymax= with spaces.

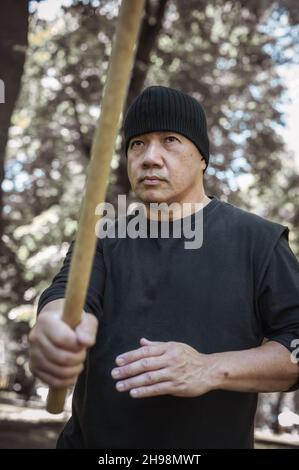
xmin=165 ymin=136 xmax=179 ymax=143
xmin=130 ymin=140 xmax=143 ymax=149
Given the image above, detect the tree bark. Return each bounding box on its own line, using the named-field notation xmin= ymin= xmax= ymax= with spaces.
xmin=271 ymin=392 xmax=285 ymax=434
xmin=0 ymin=0 xmax=29 ymax=241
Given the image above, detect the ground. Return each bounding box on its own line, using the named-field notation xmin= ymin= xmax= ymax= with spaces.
xmin=0 ymin=392 xmax=67 ymax=449
xmin=0 ymin=420 xmax=64 ymax=449
xmin=0 ymin=392 xmax=298 ymax=449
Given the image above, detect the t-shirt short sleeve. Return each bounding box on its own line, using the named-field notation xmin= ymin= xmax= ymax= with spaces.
xmin=37 ymin=239 xmax=106 ymax=320
xmin=258 ymin=230 xmax=299 ymax=391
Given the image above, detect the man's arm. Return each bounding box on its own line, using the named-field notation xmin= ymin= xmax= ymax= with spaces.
xmin=109 ymin=338 xmax=299 ymax=398
xmin=207 ymin=340 xmax=299 ymax=393
xmin=30 ymin=238 xmax=105 ymax=387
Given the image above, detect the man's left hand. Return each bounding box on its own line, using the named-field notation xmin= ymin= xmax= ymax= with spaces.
xmin=111 ymin=338 xmax=216 ymax=398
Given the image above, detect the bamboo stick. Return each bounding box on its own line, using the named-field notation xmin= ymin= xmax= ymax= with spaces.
xmin=46 ymin=0 xmax=145 ymax=414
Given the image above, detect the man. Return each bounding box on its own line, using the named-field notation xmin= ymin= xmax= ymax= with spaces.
xmin=29 ymin=86 xmax=299 ymax=449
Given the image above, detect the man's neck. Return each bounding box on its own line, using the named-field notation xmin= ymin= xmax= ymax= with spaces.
xmin=144 ymin=194 xmax=211 ymax=222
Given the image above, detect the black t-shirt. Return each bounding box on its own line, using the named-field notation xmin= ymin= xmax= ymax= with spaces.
xmin=37 ymin=196 xmax=299 ymax=449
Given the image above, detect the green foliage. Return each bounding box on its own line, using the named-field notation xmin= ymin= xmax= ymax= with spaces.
xmin=1 ymin=1 xmax=119 ymax=317
xmin=1 ymin=0 xmax=299 ymax=324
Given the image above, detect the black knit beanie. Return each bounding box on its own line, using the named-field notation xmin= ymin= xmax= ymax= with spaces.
xmin=123 ymin=85 xmax=209 ymax=169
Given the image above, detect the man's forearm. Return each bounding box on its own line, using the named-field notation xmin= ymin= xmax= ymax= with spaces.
xmin=208 ymin=340 xmax=299 ymax=393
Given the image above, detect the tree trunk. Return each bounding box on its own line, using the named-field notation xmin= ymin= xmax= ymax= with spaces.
xmin=0 ymin=0 xmax=29 ymax=241
xmin=271 ymin=392 xmax=285 ymax=434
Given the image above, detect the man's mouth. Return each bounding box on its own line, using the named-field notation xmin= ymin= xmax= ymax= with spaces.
xmin=142 ymin=176 xmax=164 ymax=186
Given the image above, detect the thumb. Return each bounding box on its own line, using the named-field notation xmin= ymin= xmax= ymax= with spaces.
xmin=76 ymin=313 xmax=99 ymax=347
xmin=140 ymin=337 xmax=153 ymax=345
xmin=140 ymin=337 xmax=166 ymax=346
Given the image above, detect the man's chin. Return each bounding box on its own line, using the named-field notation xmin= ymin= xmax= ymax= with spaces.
xmin=137 ymin=191 xmax=170 ymax=205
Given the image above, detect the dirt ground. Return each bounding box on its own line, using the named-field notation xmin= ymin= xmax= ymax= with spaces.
xmin=0 ymin=393 xmax=68 ymax=449
xmin=0 ymin=392 xmax=298 ymax=449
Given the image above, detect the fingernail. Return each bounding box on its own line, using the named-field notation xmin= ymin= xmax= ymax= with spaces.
xmin=116 ymin=356 xmax=124 ymax=365
xmin=116 ymin=382 xmax=124 ymax=390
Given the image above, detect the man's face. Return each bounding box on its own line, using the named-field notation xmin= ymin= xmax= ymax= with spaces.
xmin=127 ymin=131 xmax=206 ymax=205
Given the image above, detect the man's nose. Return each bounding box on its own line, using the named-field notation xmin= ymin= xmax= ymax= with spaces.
xmin=142 ymin=142 xmax=163 ymax=166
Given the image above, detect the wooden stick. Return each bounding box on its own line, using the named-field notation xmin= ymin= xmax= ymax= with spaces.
xmin=46 ymin=0 xmax=145 ymax=414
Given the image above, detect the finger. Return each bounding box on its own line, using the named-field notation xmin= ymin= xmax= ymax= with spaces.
xmin=129 ymin=381 xmax=173 ymax=398
xmin=111 ymin=355 xmax=168 ymax=380
xmin=32 ymin=350 xmax=84 ymax=379
xmin=38 ymin=334 xmax=87 ymax=367
xmin=36 ymin=369 xmax=79 ymax=389
xmin=44 ymin=319 xmax=83 ymax=352
xmin=115 ymin=368 xmax=169 ymax=392
xmin=75 ymin=313 xmax=98 ymax=347
xmin=116 ymin=343 xmax=167 ymax=366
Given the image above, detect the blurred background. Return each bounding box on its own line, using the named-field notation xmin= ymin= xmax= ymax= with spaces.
xmin=0 ymin=0 xmax=299 ymax=449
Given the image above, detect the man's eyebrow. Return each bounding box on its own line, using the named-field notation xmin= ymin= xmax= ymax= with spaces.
xmin=130 ymin=136 xmax=144 ymax=141
xmin=134 ymin=132 xmax=178 ymax=138
xmin=129 ymin=132 xmax=181 ymax=144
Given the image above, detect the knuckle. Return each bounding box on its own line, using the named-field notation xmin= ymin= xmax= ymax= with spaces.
xmin=176 ymin=381 xmax=185 ymax=392
xmin=56 ymin=333 xmax=71 ymax=347
xmin=29 ymin=351 xmax=42 ymax=370
xmin=123 ymin=365 xmax=131 ymax=376
xmin=141 ymin=358 xmax=149 ymax=369
xmin=28 ymin=329 xmax=36 ymax=344
xmin=74 ymin=363 xmax=83 ymax=375
xmin=57 ymin=351 xmax=71 ymax=366
xmin=169 ymin=341 xmax=179 ymax=350
xmin=64 ymin=368 xmax=78 ymax=379
xmin=145 ymin=372 xmax=152 ymax=383
xmin=28 ymin=348 xmax=36 ymax=362
xmin=68 ymin=377 xmax=77 ymax=386
xmin=142 ymin=346 xmax=151 ymax=356
xmin=168 ymin=346 xmax=180 ymax=362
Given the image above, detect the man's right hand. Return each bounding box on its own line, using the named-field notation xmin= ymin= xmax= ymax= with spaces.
xmin=29 ymin=299 xmax=99 ymax=388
